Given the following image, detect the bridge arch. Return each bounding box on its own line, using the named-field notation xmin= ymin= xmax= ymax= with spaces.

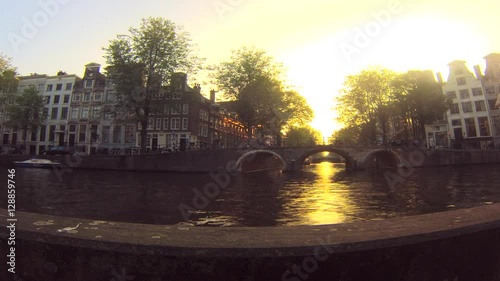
xmin=296 ymin=147 xmax=356 ymax=170
xmin=361 ymin=149 xmax=401 ymax=169
xmin=235 ymin=150 xmax=286 ymax=172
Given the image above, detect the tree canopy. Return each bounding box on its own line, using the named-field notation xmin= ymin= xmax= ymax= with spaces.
xmin=285 ymin=125 xmax=321 ymax=147
xmin=103 ymin=17 xmax=202 ymax=151
xmin=0 ymin=54 xmax=18 ymax=94
xmin=4 ymin=86 xmax=46 ymax=150
xmin=335 ymin=67 xmax=448 ymax=145
xmin=211 ymin=47 xmax=313 ymax=146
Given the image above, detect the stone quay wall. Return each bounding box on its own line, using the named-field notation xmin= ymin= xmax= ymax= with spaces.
xmin=1 ymin=204 xmax=500 ymax=281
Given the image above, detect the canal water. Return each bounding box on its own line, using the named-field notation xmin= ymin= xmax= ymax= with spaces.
xmin=1 ymin=163 xmax=499 ymax=227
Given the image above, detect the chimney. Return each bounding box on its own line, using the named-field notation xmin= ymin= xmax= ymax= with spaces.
xmin=473 ymin=65 xmax=483 ymax=79
xmin=210 ymin=90 xmax=216 ymax=103
xmin=436 ymin=72 xmax=443 ymax=83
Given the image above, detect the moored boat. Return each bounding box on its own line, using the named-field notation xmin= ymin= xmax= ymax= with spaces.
xmin=13 ymin=158 xmax=62 ymax=169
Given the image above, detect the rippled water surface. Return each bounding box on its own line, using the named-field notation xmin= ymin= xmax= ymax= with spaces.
xmin=1 ymin=163 xmax=499 ymax=226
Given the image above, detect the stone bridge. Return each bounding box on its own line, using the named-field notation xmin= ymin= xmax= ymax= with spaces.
xmin=0 ymin=145 xmax=402 ymax=173
xmin=236 ymin=145 xmax=402 ymax=172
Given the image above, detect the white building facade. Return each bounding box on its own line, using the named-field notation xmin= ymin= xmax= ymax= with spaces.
xmin=480 ymin=53 xmax=500 ymax=148
xmin=444 ymin=61 xmax=492 ymax=149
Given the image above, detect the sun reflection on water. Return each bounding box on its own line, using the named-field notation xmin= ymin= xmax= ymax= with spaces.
xmin=280 ymin=162 xmax=356 ymax=226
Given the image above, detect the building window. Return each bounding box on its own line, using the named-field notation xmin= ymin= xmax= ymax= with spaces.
xmin=39 ymin=126 xmax=46 ymax=141
xmin=69 ymin=125 xmax=76 ymax=132
xmin=50 ymin=108 xmax=58 ymax=120
xmin=49 ymin=125 xmax=56 ymax=142
xmin=42 ymin=108 xmax=49 ymax=119
xmin=94 ymin=92 xmax=102 ymax=101
xmin=171 ymin=118 xmax=180 ymax=130
xmin=459 ymin=89 xmax=470 ymax=99
xmin=45 ymin=96 xmax=50 ymax=104
xmin=102 ymin=126 xmax=110 ymax=143
xmin=79 ymin=125 xmax=86 ymax=142
xmin=209 ymin=117 xmax=214 ymax=128
xmin=182 ymin=117 xmax=188 ymax=130
xmin=203 ymin=124 xmax=208 ymax=137
xmin=148 ymin=118 xmax=154 ymax=130
xmin=46 ymin=84 xmax=53 ymax=91
xmin=72 ymin=93 xmax=80 ymax=101
xmin=451 ymin=119 xmax=461 ymax=126
xmin=173 ymin=93 xmax=181 ymax=100
xmin=65 ymin=83 xmax=72 ymax=91
xmin=475 ymin=100 xmax=486 ymax=112
xmin=113 ymin=126 xmax=122 ymax=143
xmin=61 ymin=107 xmax=68 ymax=119
xmin=450 ymin=103 xmax=460 ymax=114
xmin=56 ymin=84 xmax=62 ymax=91
xmin=70 ymin=107 xmax=79 ymax=119
xmin=38 ymin=84 xmax=44 ymax=91
xmin=461 ymin=102 xmax=473 ymax=113
xmin=472 ymin=87 xmax=483 ymax=96
xmin=125 ymin=125 xmax=135 ymax=143
xmin=446 ymin=91 xmax=457 ymax=99
xmin=156 ymin=118 xmax=162 ymax=130
xmin=90 ymin=125 xmax=98 ymax=142
xmin=478 ymin=117 xmax=490 ymax=136
xmin=488 ymin=99 xmax=497 ymax=110
xmin=103 ymin=107 xmax=112 ymax=120
xmin=81 ymin=106 xmax=89 ymax=119
xmin=465 ymin=118 xmax=476 ymax=137
xmin=85 ymin=80 xmax=93 ymax=88
xmin=492 ymin=116 xmax=500 ymax=136
xmin=53 ymin=95 xmax=60 ymax=104
xmin=106 ymin=90 xmax=116 ymax=101
xmin=456 ymin=77 xmax=466 ymax=85
xmin=83 ymin=92 xmax=91 ymax=102
xmin=485 ymin=86 xmax=495 ymax=95
xmin=63 ymin=95 xmax=70 ymax=103
xmin=92 ymin=106 xmax=101 ymax=119
xmin=172 ymin=104 xmax=181 ymax=114
xmin=183 ymin=104 xmax=189 ymax=114
xmin=163 ymin=118 xmax=169 ymax=130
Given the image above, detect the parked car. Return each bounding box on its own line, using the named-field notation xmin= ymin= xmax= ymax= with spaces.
xmin=41 ymin=145 xmax=76 ymax=156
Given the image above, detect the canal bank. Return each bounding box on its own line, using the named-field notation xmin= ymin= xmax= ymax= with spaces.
xmin=1 ymin=204 xmax=500 ymax=281
xmin=2 ymin=148 xmax=500 ymax=172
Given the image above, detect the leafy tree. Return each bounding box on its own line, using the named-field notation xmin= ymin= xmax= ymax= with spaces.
xmin=212 ymin=47 xmax=313 ymax=145
xmin=0 ymin=54 xmax=18 ymax=94
xmin=391 ymin=70 xmax=449 ymax=140
xmin=337 ymin=67 xmax=398 ymax=145
xmin=268 ymin=90 xmax=314 ymax=146
xmin=285 ymin=126 xmax=321 ymax=147
xmin=4 ymin=86 xmax=46 ymax=151
xmin=103 ymin=17 xmax=202 ymax=151
xmin=211 ymin=47 xmax=285 ymax=139
xmin=330 ymin=126 xmax=361 ymax=146
xmin=336 ymin=67 xmax=449 ymax=146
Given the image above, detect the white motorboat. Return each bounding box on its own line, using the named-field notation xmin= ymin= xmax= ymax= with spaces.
xmin=13 ymin=158 xmax=62 ymax=169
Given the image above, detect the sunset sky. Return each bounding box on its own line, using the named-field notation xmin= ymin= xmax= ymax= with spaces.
xmin=1 ymin=0 xmax=499 ymax=138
